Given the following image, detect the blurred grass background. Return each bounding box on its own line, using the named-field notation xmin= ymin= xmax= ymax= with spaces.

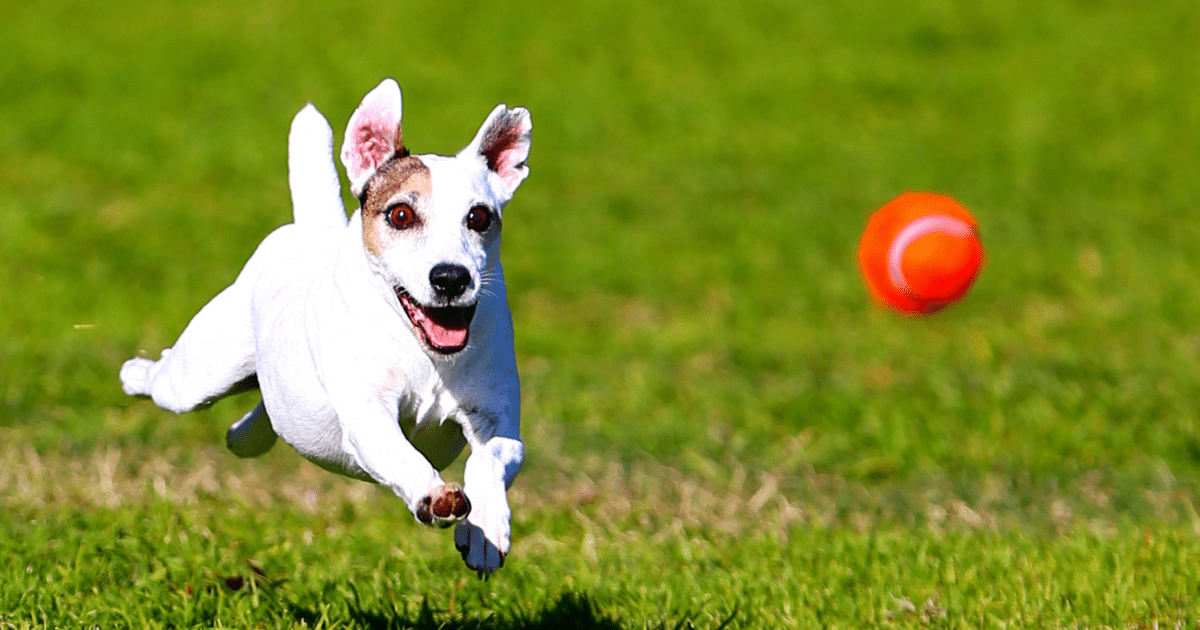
xmin=5 ymin=0 xmax=1200 ymax=485
xmin=2 ymin=0 xmax=1199 ymax=625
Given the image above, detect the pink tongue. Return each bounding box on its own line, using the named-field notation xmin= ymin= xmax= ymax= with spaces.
xmin=399 ymin=293 xmax=471 ymax=351
xmin=416 ymin=313 xmax=469 ymax=349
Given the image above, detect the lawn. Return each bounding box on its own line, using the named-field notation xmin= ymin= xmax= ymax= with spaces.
xmin=2 ymin=0 xmax=1199 ymax=626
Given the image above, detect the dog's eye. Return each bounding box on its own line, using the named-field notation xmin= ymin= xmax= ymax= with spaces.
xmin=466 ymin=205 xmax=492 ymax=233
xmin=387 ymin=204 xmax=416 ymax=230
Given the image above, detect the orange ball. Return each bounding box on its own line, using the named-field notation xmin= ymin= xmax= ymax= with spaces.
xmin=858 ymin=192 xmax=984 ymax=315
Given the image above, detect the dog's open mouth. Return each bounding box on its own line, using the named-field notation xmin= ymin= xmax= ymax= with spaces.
xmin=395 ymin=289 xmax=477 ymax=354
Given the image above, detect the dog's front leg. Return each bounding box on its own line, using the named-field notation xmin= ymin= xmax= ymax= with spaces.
xmin=454 ymin=432 xmax=524 ymax=577
xmin=338 ymin=399 xmax=471 ymax=528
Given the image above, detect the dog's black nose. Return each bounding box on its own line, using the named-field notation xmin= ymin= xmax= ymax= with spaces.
xmin=429 ymin=263 xmax=472 ymax=299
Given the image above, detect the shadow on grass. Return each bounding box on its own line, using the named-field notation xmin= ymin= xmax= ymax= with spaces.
xmin=377 ymin=593 xmax=622 ymax=630
xmin=286 ymin=592 xmax=621 ymax=630
xmin=289 ymin=592 xmax=736 ymax=629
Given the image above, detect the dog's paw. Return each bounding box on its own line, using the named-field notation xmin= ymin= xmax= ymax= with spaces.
xmin=453 ymin=511 xmax=510 ymax=578
xmin=119 ymin=357 xmax=155 ymax=397
xmin=226 ymin=403 xmax=277 ymax=458
xmin=415 ymin=483 xmax=471 ymax=529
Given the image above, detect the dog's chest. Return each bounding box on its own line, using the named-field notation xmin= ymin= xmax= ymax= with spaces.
xmin=396 ymin=372 xmax=471 ymax=470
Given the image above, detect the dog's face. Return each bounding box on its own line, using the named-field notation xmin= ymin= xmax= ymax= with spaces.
xmin=340 ymin=80 xmax=531 ymax=356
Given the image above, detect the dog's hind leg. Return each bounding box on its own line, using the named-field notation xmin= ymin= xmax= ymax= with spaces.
xmin=120 ymin=282 xmax=256 ymax=414
xmin=226 ymin=401 xmax=277 ymax=457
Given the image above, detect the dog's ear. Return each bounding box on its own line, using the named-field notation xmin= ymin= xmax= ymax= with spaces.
xmin=460 ymin=105 xmax=532 ymax=197
xmin=341 ymin=79 xmax=404 ymax=198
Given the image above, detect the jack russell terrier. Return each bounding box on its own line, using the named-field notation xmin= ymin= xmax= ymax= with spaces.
xmin=120 ymin=79 xmax=530 ymax=577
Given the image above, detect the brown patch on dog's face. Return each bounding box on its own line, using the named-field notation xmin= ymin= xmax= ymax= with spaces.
xmin=362 ymin=155 xmax=432 ymax=257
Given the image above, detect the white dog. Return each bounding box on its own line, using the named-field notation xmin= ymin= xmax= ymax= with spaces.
xmin=120 ymin=79 xmax=530 ymax=576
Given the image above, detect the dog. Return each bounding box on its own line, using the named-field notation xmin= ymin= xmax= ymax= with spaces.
xmin=119 ymin=79 xmax=530 ymax=577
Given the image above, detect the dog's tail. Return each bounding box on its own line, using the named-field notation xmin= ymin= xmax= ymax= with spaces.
xmin=288 ymin=104 xmax=349 ymax=228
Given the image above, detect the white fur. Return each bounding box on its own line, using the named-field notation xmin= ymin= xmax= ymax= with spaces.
xmin=289 ymin=104 xmax=348 ymax=229
xmin=120 ymin=79 xmax=531 ymax=576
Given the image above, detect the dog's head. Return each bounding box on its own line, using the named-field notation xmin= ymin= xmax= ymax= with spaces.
xmin=339 ymin=79 xmax=531 ymax=356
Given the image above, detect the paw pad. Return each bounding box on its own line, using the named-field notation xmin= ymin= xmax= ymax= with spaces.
xmin=416 ymin=483 xmax=471 ymax=528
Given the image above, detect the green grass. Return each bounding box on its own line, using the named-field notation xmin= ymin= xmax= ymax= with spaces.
xmin=3 ymin=0 xmax=1200 ymax=626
